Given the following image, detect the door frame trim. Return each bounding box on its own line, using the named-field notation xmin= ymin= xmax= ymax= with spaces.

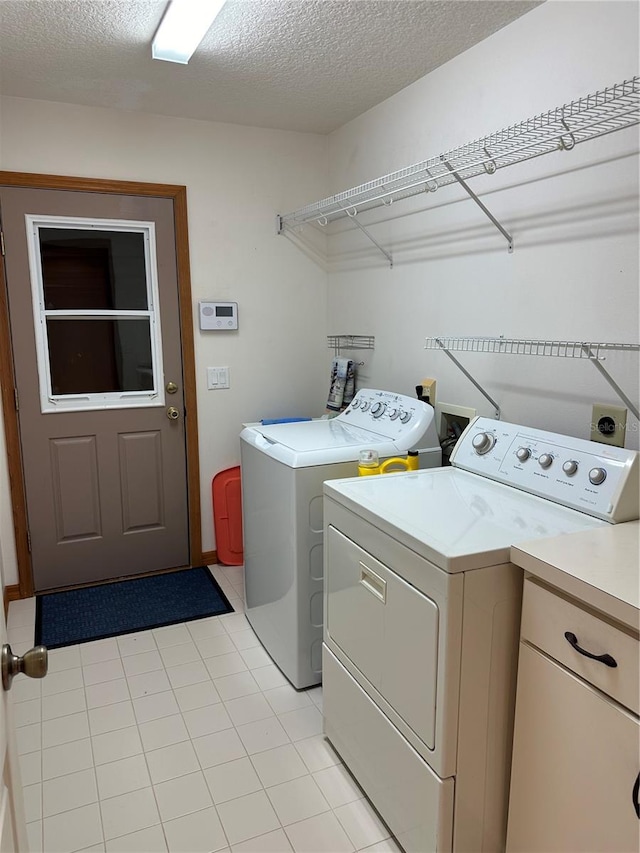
xmin=0 ymin=171 xmax=202 ymax=598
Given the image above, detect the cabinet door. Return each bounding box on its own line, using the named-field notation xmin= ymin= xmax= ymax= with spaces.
xmin=507 ymin=643 xmax=640 ymax=853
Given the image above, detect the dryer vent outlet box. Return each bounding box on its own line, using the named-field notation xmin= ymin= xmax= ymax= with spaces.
xmin=437 ymin=403 xmax=477 ymax=442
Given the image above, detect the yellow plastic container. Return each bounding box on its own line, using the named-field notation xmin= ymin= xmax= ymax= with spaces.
xmin=358 ymin=449 xmax=380 ymax=476
xmin=379 ymin=451 xmax=419 ymax=473
xmin=358 ymin=450 xmax=419 ymax=476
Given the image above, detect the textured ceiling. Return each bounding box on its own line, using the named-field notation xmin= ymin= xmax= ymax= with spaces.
xmin=0 ymin=0 xmax=543 ymax=134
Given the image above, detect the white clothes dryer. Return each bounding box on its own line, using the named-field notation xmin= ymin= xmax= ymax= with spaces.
xmin=239 ymin=388 xmax=441 ymax=689
xmin=322 ymin=417 xmax=639 ymax=852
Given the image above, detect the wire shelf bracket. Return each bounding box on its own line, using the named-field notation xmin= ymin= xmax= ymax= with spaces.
xmin=277 ymin=76 xmax=638 ymax=265
xmin=441 ymin=159 xmax=513 ymax=252
xmin=424 ymin=337 xmax=640 ymax=421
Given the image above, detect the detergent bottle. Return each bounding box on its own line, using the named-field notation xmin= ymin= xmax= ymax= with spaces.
xmin=358 ymin=449 xmax=380 ymax=476
xmin=379 ymin=449 xmax=419 ymax=473
xmin=358 ymin=449 xmax=419 ymax=476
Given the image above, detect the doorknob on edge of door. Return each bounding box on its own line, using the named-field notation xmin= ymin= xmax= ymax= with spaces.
xmin=2 ymin=643 xmax=48 ymax=691
xmin=167 ymin=407 xmax=180 ymax=420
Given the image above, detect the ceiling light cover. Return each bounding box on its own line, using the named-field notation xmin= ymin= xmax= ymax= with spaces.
xmin=152 ymin=0 xmax=226 ymax=64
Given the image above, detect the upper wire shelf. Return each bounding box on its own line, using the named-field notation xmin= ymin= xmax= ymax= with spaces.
xmin=277 ymin=76 xmax=639 ymax=264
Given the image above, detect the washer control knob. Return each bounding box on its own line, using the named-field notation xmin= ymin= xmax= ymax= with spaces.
xmin=360 ymin=401 xmax=370 ymax=412
xmin=400 ymin=411 xmax=412 ymax=424
xmin=562 ymin=460 xmax=579 ymax=476
xmin=371 ymin=403 xmax=386 ymax=418
xmin=351 ymin=399 xmax=360 ymax=409
xmin=516 ymin=447 xmax=531 ymax=462
xmin=538 ymin=453 xmax=553 ymax=469
xmin=388 ymin=408 xmax=399 ymax=421
xmin=472 ymin=432 xmax=495 ymax=455
xmin=589 ymin=467 xmax=607 ymax=486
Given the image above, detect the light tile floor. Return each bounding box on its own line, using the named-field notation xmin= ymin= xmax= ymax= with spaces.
xmin=7 ymin=565 xmax=400 ymax=853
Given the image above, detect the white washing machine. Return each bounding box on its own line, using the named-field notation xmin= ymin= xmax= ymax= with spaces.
xmin=240 ymin=388 xmax=441 ymax=689
xmin=322 ymin=417 xmax=638 ymax=852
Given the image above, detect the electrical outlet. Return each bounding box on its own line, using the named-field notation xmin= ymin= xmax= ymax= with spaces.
xmin=436 ymin=403 xmax=477 ymax=441
xmin=591 ymin=403 xmax=627 ymax=447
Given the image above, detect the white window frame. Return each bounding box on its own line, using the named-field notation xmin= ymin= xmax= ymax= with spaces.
xmin=25 ymin=215 xmax=166 ymax=413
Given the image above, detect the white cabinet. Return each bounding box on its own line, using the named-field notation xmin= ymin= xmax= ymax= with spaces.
xmin=507 ymin=578 xmax=640 ymax=852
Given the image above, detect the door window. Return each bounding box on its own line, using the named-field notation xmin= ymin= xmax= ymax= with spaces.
xmin=26 ymin=216 xmax=165 ymax=412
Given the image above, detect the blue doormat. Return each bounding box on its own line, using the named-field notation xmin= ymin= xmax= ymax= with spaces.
xmin=35 ymin=567 xmax=234 ymax=649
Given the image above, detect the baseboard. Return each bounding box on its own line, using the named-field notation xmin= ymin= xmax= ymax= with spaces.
xmin=3 ymin=583 xmax=21 ymax=616
xmin=201 ymin=550 xmax=217 ymax=566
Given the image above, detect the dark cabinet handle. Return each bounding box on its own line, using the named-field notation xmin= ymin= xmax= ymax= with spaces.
xmin=563 ymin=631 xmax=618 ymax=668
xmin=633 ymin=773 xmax=639 ymax=819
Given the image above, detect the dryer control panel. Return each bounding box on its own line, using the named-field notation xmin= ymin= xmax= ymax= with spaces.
xmin=451 ymin=417 xmax=639 ymax=523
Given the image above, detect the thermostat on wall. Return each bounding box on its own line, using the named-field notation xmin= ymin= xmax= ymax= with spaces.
xmin=199 ymin=301 xmax=238 ymax=330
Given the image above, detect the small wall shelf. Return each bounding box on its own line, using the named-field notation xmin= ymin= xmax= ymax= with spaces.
xmin=328 ymin=335 xmax=375 ymax=354
xmin=328 ymin=335 xmax=375 ymax=366
xmin=424 ymin=337 xmax=640 ymax=420
xmin=277 ymin=76 xmax=639 ymax=266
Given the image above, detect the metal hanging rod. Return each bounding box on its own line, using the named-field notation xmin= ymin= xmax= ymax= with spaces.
xmin=277 ymin=76 xmax=639 ymax=264
xmin=424 ymin=337 xmax=640 ymax=420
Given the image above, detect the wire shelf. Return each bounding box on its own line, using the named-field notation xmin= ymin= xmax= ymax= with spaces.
xmin=424 ymin=337 xmax=640 ymax=360
xmin=328 ymin=335 xmax=375 ymax=352
xmin=280 ymin=76 xmax=639 ymax=229
xmin=424 ymin=336 xmax=640 ymax=421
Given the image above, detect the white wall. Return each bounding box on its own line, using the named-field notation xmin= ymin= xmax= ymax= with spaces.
xmin=326 ymin=0 xmax=639 ymax=446
xmin=0 ymin=98 xmax=329 ymax=579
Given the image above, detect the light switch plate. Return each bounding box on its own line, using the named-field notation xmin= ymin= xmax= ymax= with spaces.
xmin=207 ymin=367 xmax=230 ymax=389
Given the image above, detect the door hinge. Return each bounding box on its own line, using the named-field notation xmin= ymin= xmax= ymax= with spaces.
xmin=26 ymin=530 xmax=31 ymax=552
xmin=0 ymin=230 xmax=5 ymax=257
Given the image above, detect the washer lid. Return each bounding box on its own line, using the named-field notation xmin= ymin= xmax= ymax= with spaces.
xmin=324 ymin=467 xmax=607 ymax=573
xmin=241 ymin=419 xmax=402 ymax=467
xmin=260 ymin=418 xmax=389 ymax=449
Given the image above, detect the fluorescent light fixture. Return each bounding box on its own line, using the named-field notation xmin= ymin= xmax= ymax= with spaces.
xmin=152 ymin=0 xmax=226 ymax=64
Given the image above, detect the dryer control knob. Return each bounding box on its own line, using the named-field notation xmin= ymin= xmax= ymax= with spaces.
xmin=589 ymin=467 xmax=607 ymax=485
xmin=563 ymin=460 xmax=579 ymax=476
xmin=516 ymin=447 xmax=531 ymax=462
xmin=472 ymin=432 xmax=495 ymax=455
xmin=538 ymin=453 xmax=553 ymax=469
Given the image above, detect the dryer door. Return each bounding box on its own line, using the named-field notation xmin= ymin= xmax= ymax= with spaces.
xmin=326 ymin=525 xmax=439 ymax=750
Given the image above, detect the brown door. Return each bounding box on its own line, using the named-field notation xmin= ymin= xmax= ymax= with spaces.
xmin=0 ymin=187 xmax=190 ymax=591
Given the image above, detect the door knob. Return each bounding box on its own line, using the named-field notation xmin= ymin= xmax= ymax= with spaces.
xmin=2 ymin=643 xmax=48 ymax=691
xmin=166 ymin=381 xmax=178 ymax=394
xmin=166 ymin=407 xmax=180 ymax=420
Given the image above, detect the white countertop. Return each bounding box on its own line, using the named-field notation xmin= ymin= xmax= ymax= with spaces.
xmin=511 ymin=521 xmax=639 ymax=630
